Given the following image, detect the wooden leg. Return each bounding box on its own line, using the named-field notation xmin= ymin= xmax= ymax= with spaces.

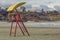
xmin=14 ymin=22 xmax=17 ymax=37
xmin=21 ymin=21 xmax=30 ymax=36
xmin=10 ymin=22 xmax=13 ymax=36
xmin=18 ymin=22 xmax=25 ymax=36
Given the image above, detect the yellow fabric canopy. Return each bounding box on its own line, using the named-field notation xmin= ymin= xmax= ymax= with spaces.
xmin=7 ymin=2 xmax=26 ymax=12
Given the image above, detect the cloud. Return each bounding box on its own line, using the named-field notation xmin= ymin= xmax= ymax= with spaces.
xmin=0 ymin=0 xmax=60 ymax=9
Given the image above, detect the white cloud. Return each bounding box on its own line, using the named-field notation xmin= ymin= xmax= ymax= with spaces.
xmin=0 ymin=0 xmax=60 ymax=9
xmin=45 ymin=2 xmax=60 ymax=9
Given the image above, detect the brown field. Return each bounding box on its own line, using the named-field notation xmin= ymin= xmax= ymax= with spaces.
xmin=0 ymin=27 xmax=60 ymax=40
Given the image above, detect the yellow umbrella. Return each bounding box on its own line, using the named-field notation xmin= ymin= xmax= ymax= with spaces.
xmin=7 ymin=2 xmax=26 ymax=12
xmin=7 ymin=2 xmax=26 ymax=19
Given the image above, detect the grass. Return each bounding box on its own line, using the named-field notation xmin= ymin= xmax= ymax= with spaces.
xmin=0 ymin=27 xmax=60 ymax=40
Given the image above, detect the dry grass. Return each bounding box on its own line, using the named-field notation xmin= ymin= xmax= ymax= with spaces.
xmin=0 ymin=27 xmax=60 ymax=40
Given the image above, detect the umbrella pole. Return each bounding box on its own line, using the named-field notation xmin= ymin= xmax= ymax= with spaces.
xmin=21 ymin=21 xmax=30 ymax=36
xmin=10 ymin=21 xmax=13 ymax=36
xmin=14 ymin=14 xmax=25 ymax=37
xmin=19 ymin=14 xmax=30 ymax=36
xmin=14 ymin=9 xmax=30 ymax=36
xmin=18 ymin=22 xmax=25 ymax=36
xmin=14 ymin=19 xmax=18 ymax=37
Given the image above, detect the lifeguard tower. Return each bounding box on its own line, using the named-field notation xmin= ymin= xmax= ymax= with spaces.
xmin=7 ymin=2 xmax=30 ymax=37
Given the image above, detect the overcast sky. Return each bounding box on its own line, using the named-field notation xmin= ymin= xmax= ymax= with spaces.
xmin=0 ymin=0 xmax=60 ymax=8
xmin=0 ymin=0 xmax=60 ymax=5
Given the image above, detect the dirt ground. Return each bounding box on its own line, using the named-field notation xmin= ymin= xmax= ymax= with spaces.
xmin=0 ymin=27 xmax=60 ymax=40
